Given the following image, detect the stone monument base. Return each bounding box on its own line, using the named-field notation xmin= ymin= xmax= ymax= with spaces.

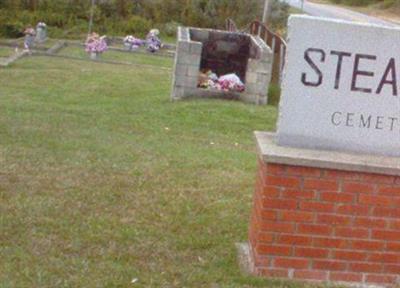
xmin=248 ymin=132 xmax=400 ymax=287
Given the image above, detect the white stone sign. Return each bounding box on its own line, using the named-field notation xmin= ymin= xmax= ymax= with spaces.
xmin=277 ymin=15 xmax=400 ymax=157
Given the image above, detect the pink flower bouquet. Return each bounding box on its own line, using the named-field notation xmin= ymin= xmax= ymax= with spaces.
xmin=85 ymin=33 xmax=108 ymax=54
xmin=124 ymin=35 xmax=145 ymax=50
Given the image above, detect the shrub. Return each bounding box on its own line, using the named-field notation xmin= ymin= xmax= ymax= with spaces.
xmin=50 ymin=20 xmax=88 ymax=39
xmin=329 ymin=0 xmax=386 ymax=5
xmin=0 ymin=0 xmax=289 ymax=39
xmin=35 ymin=11 xmax=67 ymax=27
xmin=382 ymin=0 xmax=396 ymax=8
xmin=343 ymin=0 xmax=375 ymax=6
xmin=47 ymin=26 xmax=65 ymax=38
xmin=123 ymin=15 xmax=152 ymax=37
xmin=13 ymin=10 xmax=36 ymax=26
xmin=0 ymin=21 xmax=24 ymax=37
xmin=269 ymin=0 xmax=290 ymax=31
xmin=268 ymin=83 xmax=281 ymax=106
xmin=163 ymin=21 xmax=181 ymax=36
xmin=0 ymin=11 xmax=25 ymax=37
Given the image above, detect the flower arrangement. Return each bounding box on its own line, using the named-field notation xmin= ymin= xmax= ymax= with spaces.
xmin=198 ymin=71 xmax=245 ymax=93
xmin=123 ymin=35 xmax=145 ymax=50
xmin=37 ymin=22 xmax=47 ymax=29
xmin=219 ymin=77 xmax=245 ymax=92
xmin=23 ymin=25 xmax=36 ymax=51
xmin=85 ymin=33 xmax=108 ymax=54
xmin=24 ymin=26 xmax=36 ymax=37
xmin=122 ymin=29 xmax=163 ymax=53
xmin=146 ymin=29 xmax=162 ymax=53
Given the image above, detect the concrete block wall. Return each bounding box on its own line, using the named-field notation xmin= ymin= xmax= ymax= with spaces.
xmin=171 ymin=27 xmax=273 ymax=105
xmin=170 ymin=27 xmax=202 ymax=101
xmin=249 ymin=157 xmax=400 ymax=287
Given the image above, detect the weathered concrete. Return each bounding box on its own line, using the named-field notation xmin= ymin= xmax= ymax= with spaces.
xmin=0 ymin=50 xmax=29 ymax=67
xmin=46 ymin=41 xmax=67 ymax=54
xmin=256 ymin=131 xmax=400 ymax=176
xmin=171 ymin=27 xmax=273 ymax=105
xmin=277 ymin=15 xmax=400 ymax=157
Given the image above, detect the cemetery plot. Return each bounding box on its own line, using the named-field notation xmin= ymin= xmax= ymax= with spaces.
xmin=56 ymin=45 xmax=173 ymax=68
xmin=0 ymin=17 xmax=174 ymax=68
xmin=171 ymin=27 xmax=273 ymax=105
xmin=0 ymin=46 xmax=14 ymax=58
xmin=194 ymin=30 xmax=250 ymax=93
xmin=0 ymin=38 xmax=61 ymax=54
xmin=0 ymin=38 xmax=24 ymax=46
xmin=118 ymin=45 xmax=175 ymax=58
xmin=0 ymin=32 xmax=176 ymax=68
xmin=34 ymin=39 xmax=61 ymax=50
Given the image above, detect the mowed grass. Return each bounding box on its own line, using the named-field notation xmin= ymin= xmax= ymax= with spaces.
xmin=0 ymin=38 xmax=60 ymax=49
xmin=0 ymin=46 xmax=14 ymax=58
xmin=1 ymin=55 xmax=317 ymax=287
xmin=58 ymin=45 xmax=173 ymax=68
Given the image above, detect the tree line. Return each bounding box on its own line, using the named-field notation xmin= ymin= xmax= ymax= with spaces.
xmin=0 ymin=0 xmax=268 ymax=38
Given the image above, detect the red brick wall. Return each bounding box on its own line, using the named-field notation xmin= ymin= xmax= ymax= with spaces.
xmin=249 ymin=158 xmax=400 ymax=287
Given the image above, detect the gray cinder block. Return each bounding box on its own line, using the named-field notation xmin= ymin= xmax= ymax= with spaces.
xmin=171 ymin=27 xmax=273 ymax=105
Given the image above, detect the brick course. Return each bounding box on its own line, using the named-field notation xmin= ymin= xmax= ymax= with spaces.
xmin=249 ymin=158 xmax=400 ymax=287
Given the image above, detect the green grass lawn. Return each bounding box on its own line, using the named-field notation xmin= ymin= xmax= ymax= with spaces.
xmin=0 ymin=46 xmax=14 ymax=58
xmin=0 ymin=39 xmax=60 ymax=54
xmin=0 ymin=55 xmax=318 ymax=287
xmin=58 ymin=45 xmax=173 ymax=68
xmin=34 ymin=39 xmax=62 ymax=50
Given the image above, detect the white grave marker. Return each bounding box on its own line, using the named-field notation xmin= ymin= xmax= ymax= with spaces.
xmin=277 ymin=15 xmax=400 ymax=157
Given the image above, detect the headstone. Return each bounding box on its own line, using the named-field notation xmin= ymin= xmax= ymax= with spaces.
xmin=90 ymin=52 xmax=99 ymax=60
xmin=35 ymin=22 xmax=47 ymax=43
xmin=277 ymin=15 xmax=400 ymax=157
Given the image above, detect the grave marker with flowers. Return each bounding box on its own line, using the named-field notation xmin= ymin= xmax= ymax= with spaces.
xmin=123 ymin=35 xmax=145 ymax=51
xmin=35 ymin=22 xmax=47 ymax=43
xmin=85 ymin=33 xmax=108 ymax=60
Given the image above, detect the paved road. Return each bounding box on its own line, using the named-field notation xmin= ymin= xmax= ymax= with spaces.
xmin=284 ymin=0 xmax=399 ymax=27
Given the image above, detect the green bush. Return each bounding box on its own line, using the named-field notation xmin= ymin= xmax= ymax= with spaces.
xmin=381 ymin=0 xmax=396 ymax=7
xmin=0 ymin=21 xmax=24 ymax=37
xmin=47 ymin=26 xmax=65 ymax=38
xmin=35 ymin=11 xmax=67 ymax=27
xmin=343 ymin=0 xmax=375 ymax=6
xmin=269 ymin=0 xmax=290 ymax=31
xmin=123 ymin=15 xmax=152 ymax=37
xmin=13 ymin=10 xmax=36 ymax=26
xmin=328 ymin=0 xmax=391 ymax=6
xmin=164 ymin=21 xmax=181 ymax=37
xmin=0 ymin=11 xmax=25 ymax=37
xmin=49 ymin=20 xmax=88 ymax=39
xmin=268 ymin=83 xmax=281 ymax=106
xmin=0 ymin=0 xmax=275 ymax=39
